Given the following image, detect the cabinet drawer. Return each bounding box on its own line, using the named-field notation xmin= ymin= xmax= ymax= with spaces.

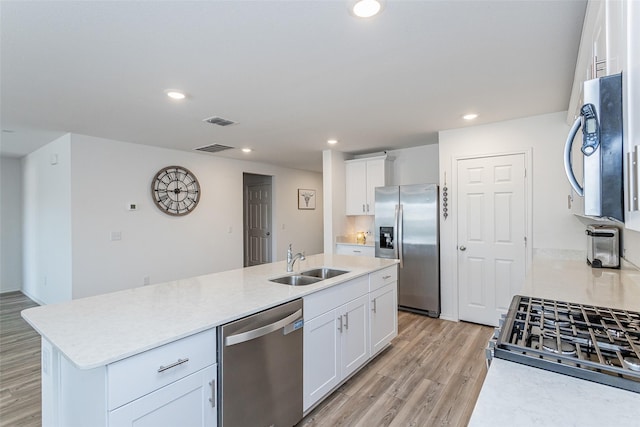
xmin=107 ymin=328 xmax=216 ymax=410
xmin=335 ymin=244 xmax=375 ymax=257
xmin=369 ymin=266 xmax=398 ymax=292
xmin=304 ymin=276 xmax=368 ymax=320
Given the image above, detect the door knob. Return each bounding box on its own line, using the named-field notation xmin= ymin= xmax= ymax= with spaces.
xmin=459 ymin=245 xmax=466 ymax=251
xmin=266 ymin=232 xmax=271 ymax=236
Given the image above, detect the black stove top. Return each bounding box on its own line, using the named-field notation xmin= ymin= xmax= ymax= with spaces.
xmin=493 ymin=295 xmax=640 ymax=393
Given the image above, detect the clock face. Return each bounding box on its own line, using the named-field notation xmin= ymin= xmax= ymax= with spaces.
xmin=151 ymin=166 xmax=201 ymax=216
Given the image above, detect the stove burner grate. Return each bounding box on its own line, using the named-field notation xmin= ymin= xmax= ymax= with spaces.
xmin=493 ymin=295 xmax=640 ymax=394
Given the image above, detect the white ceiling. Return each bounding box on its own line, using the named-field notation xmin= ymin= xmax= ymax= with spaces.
xmin=1 ymin=0 xmax=587 ymax=172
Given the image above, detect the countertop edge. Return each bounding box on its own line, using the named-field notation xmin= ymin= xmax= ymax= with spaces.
xmin=21 ymin=255 xmax=399 ymax=370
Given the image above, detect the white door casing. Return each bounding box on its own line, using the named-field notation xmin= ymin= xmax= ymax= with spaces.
xmin=457 ymin=153 xmax=527 ymax=326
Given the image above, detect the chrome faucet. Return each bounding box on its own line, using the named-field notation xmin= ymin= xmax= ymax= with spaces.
xmin=286 ymin=244 xmax=305 ymax=272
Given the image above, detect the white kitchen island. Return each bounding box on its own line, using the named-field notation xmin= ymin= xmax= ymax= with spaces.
xmin=22 ymin=254 xmax=399 ymax=427
xmin=469 ymin=256 xmax=640 ymax=426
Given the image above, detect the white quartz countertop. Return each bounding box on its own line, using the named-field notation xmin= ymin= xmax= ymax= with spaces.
xmin=470 ymin=256 xmax=640 ymax=425
xmin=21 ymin=254 xmax=397 ymax=370
xmin=520 ymin=257 xmax=640 ymax=311
xmin=469 ymin=359 xmax=640 ymax=427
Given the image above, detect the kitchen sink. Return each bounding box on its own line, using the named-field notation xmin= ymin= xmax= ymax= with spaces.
xmin=269 ymin=275 xmax=322 ymax=286
xmin=300 ymin=268 xmax=349 ymax=279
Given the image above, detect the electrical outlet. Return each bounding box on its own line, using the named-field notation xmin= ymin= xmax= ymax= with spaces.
xmin=143 ymin=276 xmax=150 ymax=286
xmin=110 ymin=231 xmax=122 ymax=241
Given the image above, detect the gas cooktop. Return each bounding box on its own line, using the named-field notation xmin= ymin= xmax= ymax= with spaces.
xmin=492 ymin=295 xmax=640 ymax=393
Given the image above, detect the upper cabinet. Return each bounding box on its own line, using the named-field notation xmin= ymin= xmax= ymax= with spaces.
xmin=567 ymin=0 xmax=628 ymax=119
xmin=345 ymin=156 xmax=390 ymax=216
xmin=624 ymin=0 xmax=640 ymax=230
xmin=568 ymin=0 xmax=640 ymax=231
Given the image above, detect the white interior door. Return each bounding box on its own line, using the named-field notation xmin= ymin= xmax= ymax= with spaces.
xmin=457 ymin=153 xmax=526 ymax=326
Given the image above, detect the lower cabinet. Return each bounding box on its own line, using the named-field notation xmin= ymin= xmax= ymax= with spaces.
xmin=109 ymin=365 xmax=217 ymax=427
xmin=335 ymin=244 xmax=375 ymax=257
xmin=40 ymin=328 xmax=218 ymax=427
xmin=370 ymin=282 xmax=398 ymax=356
xmin=303 ymin=266 xmax=398 ymax=412
xmin=303 ymin=295 xmax=369 ymax=411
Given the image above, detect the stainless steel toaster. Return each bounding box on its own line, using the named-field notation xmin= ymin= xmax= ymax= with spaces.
xmin=586 ymin=224 xmax=620 ymax=268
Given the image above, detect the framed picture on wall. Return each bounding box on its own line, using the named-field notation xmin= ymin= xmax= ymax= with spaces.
xmin=298 ymin=189 xmax=316 ymax=210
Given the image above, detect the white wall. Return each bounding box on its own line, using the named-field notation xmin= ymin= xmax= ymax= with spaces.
xmin=1 ymin=156 xmax=24 ymax=292
xmin=387 ymin=144 xmax=440 ymax=186
xmin=22 ymin=135 xmax=73 ymax=304
xmin=322 ymin=149 xmax=349 ymax=253
xmin=438 ymin=111 xmax=586 ymax=320
xmin=23 ymin=133 xmax=323 ymax=301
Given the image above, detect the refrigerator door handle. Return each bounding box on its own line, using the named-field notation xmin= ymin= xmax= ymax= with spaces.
xmin=398 ymin=204 xmax=404 ymax=268
xmin=393 ymin=204 xmax=400 ymax=263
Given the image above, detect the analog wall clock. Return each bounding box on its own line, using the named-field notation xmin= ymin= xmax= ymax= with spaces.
xmin=151 ymin=166 xmax=201 ymax=216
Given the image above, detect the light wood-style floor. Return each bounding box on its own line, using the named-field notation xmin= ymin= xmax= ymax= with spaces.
xmin=0 ymin=292 xmax=41 ymax=427
xmin=297 ymin=311 xmax=492 ymax=427
xmin=0 ymin=292 xmax=492 ymax=427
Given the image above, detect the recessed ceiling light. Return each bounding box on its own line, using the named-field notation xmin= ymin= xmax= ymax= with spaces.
xmin=165 ymin=90 xmax=186 ymax=100
xmin=242 ymin=148 xmax=252 ymax=153
xmin=352 ymin=0 xmax=382 ymax=18
xmin=327 ymin=139 xmax=338 ymax=145
xmin=463 ymin=113 xmax=478 ymax=120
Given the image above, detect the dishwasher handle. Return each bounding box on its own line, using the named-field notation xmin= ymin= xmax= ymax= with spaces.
xmin=224 ymin=309 xmax=303 ymax=347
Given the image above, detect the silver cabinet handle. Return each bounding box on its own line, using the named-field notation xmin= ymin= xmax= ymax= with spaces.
xmin=366 ymin=203 xmax=370 ymax=212
xmin=225 ymin=309 xmax=302 ymax=346
xmin=353 ymin=250 xmax=362 ymax=253
xmin=362 ymin=204 xmax=366 ymax=212
xmin=459 ymin=246 xmax=467 ymax=251
xmin=344 ymin=313 xmax=349 ymax=330
xmin=372 ymin=298 xmax=377 ymax=313
xmin=338 ymin=315 xmax=343 ymax=332
xmin=157 ymin=357 xmax=189 ymax=373
xmin=382 ymin=275 xmax=391 ymax=280
xmin=208 ymin=379 xmax=216 ymax=408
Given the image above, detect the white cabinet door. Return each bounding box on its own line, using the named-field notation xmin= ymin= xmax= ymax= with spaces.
xmin=341 ymin=295 xmax=369 ymax=379
xmin=303 ymin=310 xmax=340 ymax=411
xmin=109 ymin=365 xmax=217 ymax=427
xmin=345 ymin=161 xmax=367 ymax=215
xmin=370 ymin=283 xmax=398 ymax=356
xmin=365 ymin=158 xmax=386 ymax=216
xmin=345 ymin=157 xmax=388 ymax=216
xmin=624 ymin=0 xmax=640 ymax=231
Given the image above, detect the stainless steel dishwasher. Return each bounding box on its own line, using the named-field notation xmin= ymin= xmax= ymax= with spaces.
xmin=218 ymin=298 xmax=303 ymax=427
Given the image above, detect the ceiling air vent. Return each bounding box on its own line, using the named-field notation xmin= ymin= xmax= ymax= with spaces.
xmin=194 ymin=144 xmax=235 ymax=154
xmin=203 ymin=116 xmax=236 ymax=127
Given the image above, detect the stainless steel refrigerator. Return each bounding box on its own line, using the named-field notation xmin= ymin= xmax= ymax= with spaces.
xmin=375 ymin=184 xmax=440 ymax=317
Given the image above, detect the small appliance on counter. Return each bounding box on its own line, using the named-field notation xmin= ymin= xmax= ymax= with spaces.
xmin=586 ymin=224 xmax=620 ymax=268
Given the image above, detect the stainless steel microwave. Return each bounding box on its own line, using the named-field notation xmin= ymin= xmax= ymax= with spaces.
xmin=564 ymin=73 xmax=624 ymax=222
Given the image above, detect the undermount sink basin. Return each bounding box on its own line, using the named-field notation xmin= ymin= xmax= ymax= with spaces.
xmin=269 ymin=268 xmax=349 ymax=286
xmin=301 ymin=268 xmax=349 ymax=279
xmin=269 ymin=275 xmax=322 ymax=286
